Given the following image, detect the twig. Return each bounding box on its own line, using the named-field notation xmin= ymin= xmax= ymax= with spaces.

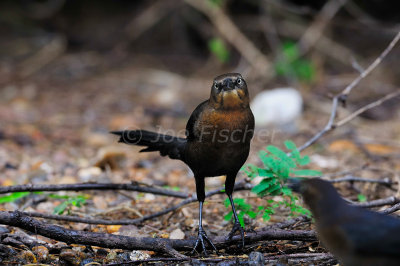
xmin=184 ymin=0 xmax=272 ymax=79
xmin=265 ymin=252 xmax=335 ymax=264
xmin=298 ymin=30 xmax=400 ymax=152
xmin=342 ymin=31 xmax=400 ymax=96
xmin=0 ymin=211 xmax=317 ymax=253
xmin=336 ymin=90 xmax=400 ymax=127
xmin=328 ymin=175 xmax=394 ymax=186
xmin=381 ymin=203 xmax=400 ymax=214
xmin=18 ymin=182 xmax=253 ymax=225
xmin=298 ymin=0 xmax=347 ymax=55
xmin=0 ymin=183 xmax=188 ymax=198
xmin=351 ymin=196 xmax=400 ymax=208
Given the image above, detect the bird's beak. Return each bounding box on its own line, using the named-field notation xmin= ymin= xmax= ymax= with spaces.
xmin=287 ymin=178 xmax=303 ymax=193
xmin=222 ymin=79 xmax=234 ymax=91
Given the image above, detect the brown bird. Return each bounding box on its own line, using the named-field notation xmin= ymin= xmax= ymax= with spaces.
xmin=111 ymin=73 xmax=254 ymax=255
xmin=290 ymin=178 xmax=400 ymax=266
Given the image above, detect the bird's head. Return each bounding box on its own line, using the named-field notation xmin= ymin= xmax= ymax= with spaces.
xmin=289 ymin=178 xmax=345 ymax=218
xmin=210 ymin=73 xmax=250 ymax=109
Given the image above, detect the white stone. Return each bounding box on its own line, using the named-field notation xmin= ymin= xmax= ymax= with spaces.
xmin=251 ymin=88 xmax=303 ymax=128
xmin=169 ymin=228 xmax=185 ymax=239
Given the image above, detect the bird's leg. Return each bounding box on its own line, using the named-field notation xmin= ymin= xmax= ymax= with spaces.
xmin=191 ymin=177 xmax=218 ymax=256
xmin=225 ymin=174 xmax=245 ymax=247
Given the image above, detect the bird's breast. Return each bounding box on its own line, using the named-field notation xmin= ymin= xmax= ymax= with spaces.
xmin=194 ymin=107 xmax=254 ymax=144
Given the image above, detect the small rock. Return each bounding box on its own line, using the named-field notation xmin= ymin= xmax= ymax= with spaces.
xmin=248 ymin=251 xmax=265 ymax=266
xmin=169 ymin=228 xmax=185 ymax=239
xmin=129 ymin=250 xmax=150 ymax=261
xmin=251 ymin=88 xmax=303 ymax=129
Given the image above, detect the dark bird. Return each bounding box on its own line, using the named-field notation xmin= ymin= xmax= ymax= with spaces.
xmin=111 ymin=73 xmax=254 ymax=255
xmin=290 ymin=178 xmax=400 ymax=266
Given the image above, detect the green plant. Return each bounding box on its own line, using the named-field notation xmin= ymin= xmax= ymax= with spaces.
xmin=357 ymin=194 xmax=367 ymax=202
xmin=224 ymin=198 xmax=257 ymax=228
xmin=0 ymin=191 xmax=44 ymax=204
xmin=208 ymin=37 xmax=230 ymax=63
xmin=225 ymin=140 xmax=321 ymax=226
xmin=0 ymin=192 xmax=30 ymax=204
xmin=52 ymin=195 xmax=87 ymax=215
xmin=275 ymin=41 xmax=315 ymax=82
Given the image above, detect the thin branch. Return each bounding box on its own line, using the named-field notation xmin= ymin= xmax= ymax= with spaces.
xmin=0 ymin=183 xmax=188 ymax=199
xmin=351 ymin=196 xmax=400 ymax=208
xmin=336 ymin=90 xmax=400 ymax=127
xmin=381 ymin=203 xmax=400 ymax=215
xmin=297 ymin=30 xmax=400 ymax=152
xmin=328 ymin=175 xmax=394 ymax=186
xmin=342 ymin=31 xmax=400 ymax=96
xmin=298 ymin=0 xmax=347 ymax=55
xmin=184 ymin=0 xmax=272 ymax=79
xmin=19 ymin=182 xmax=253 ymax=225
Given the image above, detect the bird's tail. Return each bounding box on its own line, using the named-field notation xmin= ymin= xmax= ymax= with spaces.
xmin=110 ymin=130 xmax=186 ymax=160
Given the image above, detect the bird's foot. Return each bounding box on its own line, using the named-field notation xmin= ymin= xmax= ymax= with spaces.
xmin=226 ymin=221 xmax=245 ymax=248
xmin=191 ymin=227 xmax=218 ymax=256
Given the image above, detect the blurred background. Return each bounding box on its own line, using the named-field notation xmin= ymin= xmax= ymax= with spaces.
xmin=1 ymin=2 xmax=400 ymax=262
xmin=0 ymin=0 xmax=400 ymax=195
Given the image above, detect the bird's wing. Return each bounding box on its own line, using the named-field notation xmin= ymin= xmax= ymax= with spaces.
xmin=342 ymin=209 xmax=400 ymax=257
xmin=185 ymin=100 xmax=209 ymax=140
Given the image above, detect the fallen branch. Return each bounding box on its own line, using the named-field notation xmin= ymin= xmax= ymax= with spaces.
xmin=328 ymin=175 xmax=394 ymax=186
xmin=351 ymin=196 xmax=400 ymax=208
xmin=0 ymin=211 xmax=317 ymax=255
xmin=19 ymin=182 xmax=253 ymax=225
xmin=265 ymin=252 xmax=335 ymax=264
xmin=0 ymin=182 xmax=188 ymax=198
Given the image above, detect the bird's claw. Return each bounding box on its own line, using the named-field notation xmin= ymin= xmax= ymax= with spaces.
xmin=226 ymin=221 xmax=245 ymax=248
xmin=191 ymin=227 xmax=218 ymax=256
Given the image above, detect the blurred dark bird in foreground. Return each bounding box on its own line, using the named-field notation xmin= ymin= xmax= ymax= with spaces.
xmin=290 ymin=178 xmax=400 ymax=266
xmin=111 ymin=73 xmax=254 ymax=255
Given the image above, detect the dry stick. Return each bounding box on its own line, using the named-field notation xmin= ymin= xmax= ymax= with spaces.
xmin=19 ymin=182 xmax=253 ymax=225
xmin=265 ymin=252 xmax=335 ymax=264
xmin=105 ymin=253 xmax=334 ymax=265
xmin=351 ymin=196 xmax=400 ymax=208
xmin=184 ymin=0 xmax=272 ymax=79
xmin=298 ymin=30 xmax=400 ymax=152
xmin=0 ymin=183 xmax=188 ymax=198
xmin=0 ymin=211 xmax=316 ymax=253
xmin=336 ymin=90 xmax=400 ymax=127
xmin=329 ymin=175 xmax=394 ymax=186
xmin=298 ymin=0 xmax=347 ymax=55
xmin=381 ymin=203 xmax=400 ymax=214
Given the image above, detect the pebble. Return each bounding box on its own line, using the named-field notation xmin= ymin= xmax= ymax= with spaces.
xmin=251 ymin=88 xmax=303 ymax=129
xmin=129 ymin=250 xmax=150 ymax=261
xmin=77 ymin=166 xmax=102 ymax=182
xmin=169 ymin=228 xmax=185 ymax=239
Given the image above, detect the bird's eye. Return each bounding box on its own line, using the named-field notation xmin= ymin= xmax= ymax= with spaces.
xmin=236 ymin=78 xmax=242 ymax=85
xmin=214 ymin=83 xmax=220 ymax=89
